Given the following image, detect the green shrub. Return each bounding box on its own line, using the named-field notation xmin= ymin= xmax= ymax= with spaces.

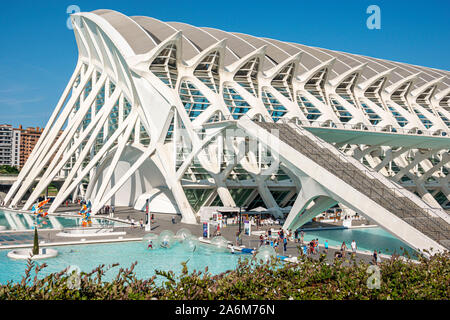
xmin=0 ymin=252 xmax=448 ymax=300
xmin=0 ymin=165 xmax=19 ymax=175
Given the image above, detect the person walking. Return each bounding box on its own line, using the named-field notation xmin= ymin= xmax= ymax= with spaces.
xmin=283 ymin=236 xmax=287 ymax=253
xmin=372 ymin=250 xmax=378 ymax=265
xmin=300 ymin=230 xmax=304 ymax=245
xmin=294 ymin=229 xmax=299 ymax=243
xmin=303 ymin=245 xmax=308 ymax=256
xmin=351 ymin=240 xmax=357 ymax=257
xmin=376 ymin=250 xmax=382 ymax=266
xmin=324 ymin=240 xmax=329 ymax=254
xmin=341 ymin=241 xmax=347 ymax=258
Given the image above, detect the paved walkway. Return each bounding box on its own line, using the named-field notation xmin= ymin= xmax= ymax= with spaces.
xmin=0 ymin=205 xmax=400 ymax=265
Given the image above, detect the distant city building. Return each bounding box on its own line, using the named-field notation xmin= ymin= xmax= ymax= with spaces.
xmin=17 ymin=126 xmax=43 ymax=168
xmin=0 ymin=125 xmax=44 ymax=169
xmin=11 ymin=128 xmax=21 ymax=168
xmin=0 ymin=125 xmax=13 ymax=166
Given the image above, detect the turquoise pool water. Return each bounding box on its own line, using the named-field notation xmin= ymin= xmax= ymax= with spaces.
xmin=0 ymin=241 xmax=247 ymax=284
xmin=0 ymin=210 xmax=127 ymax=230
xmin=0 ymin=224 xmax=418 ymax=284
xmin=300 ymin=227 xmax=416 ymax=256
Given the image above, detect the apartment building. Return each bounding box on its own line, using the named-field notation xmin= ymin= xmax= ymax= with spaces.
xmin=0 ymin=125 xmax=43 ymax=169
xmin=0 ymin=125 xmax=13 ymax=166
xmin=18 ymin=126 xmax=43 ymax=168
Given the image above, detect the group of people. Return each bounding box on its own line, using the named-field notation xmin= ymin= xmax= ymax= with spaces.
xmin=75 ymin=199 xmax=90 ymax=206
xmin=255 ymin=227 xmax=366 ymax=260
xmin=139 ymin=214 xmax=155 ymax=229
xmin=98 ymin=204 xmax=115 ymax=216
xmin=333 ymin=240 xmax=358 ymax=259
xmin=372 ymin=250 xmax=382 ymax=265
xmin=257 ymin=229 xmax=290 ymax=253
xmin=293 ymin=229 xmax=305 ymax=244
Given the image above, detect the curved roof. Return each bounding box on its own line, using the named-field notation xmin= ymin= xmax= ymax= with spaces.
xmin=91 ymin=9 xmax=450 ymax=91
xmin=92 ymin=9 xmax=157 ymax=54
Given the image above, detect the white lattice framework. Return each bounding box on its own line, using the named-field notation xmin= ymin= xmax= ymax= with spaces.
xmin=4 ymin=10 xmax=450 ymax=227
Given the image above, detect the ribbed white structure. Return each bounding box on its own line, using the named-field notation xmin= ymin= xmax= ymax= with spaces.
xmin=4 ymin=9 xmax=449 ymax=233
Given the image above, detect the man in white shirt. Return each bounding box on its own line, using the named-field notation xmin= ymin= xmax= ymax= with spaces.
xmin=351 ymin=240 xmax=357 ymax=257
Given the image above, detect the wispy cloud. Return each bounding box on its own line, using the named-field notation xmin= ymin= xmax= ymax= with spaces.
xmin=0 ymin=96 xmax=44 ymax=106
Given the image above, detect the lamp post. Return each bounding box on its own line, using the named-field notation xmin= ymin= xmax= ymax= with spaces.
xmin=145 ymin=198 xmax=151 ymax=231
xmin=238 ymin=206 xmax=247 ymax=246
xmin=238 ymin=206 xmax=242 ymax=234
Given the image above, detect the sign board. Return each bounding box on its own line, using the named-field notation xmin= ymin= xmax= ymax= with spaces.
xmin=217 ymin=213 xmax=223 ymax=229
xmin=244 ymin=220 xmax=251 ymax=236
xmin=203 ymin=222 xmax=209 ymax=238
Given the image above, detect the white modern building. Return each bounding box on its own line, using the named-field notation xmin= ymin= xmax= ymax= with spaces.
xmin=11 ymin=129 xmax=21 ymax=168
xmin=0 ymin=125 xmax=13 ymax=166
xmin=4 ymin=9 xmax=450 ymax=254
xmin=0 ymin=125 xmax=20 ymax=167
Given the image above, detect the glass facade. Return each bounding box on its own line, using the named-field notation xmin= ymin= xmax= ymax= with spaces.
xmin=194 ymin=51 xmax=220 ymax=93
xmin=149 ymin=44 xmax=178 ymax=88
xmin=297 ymin=92 xmax=321 ymax=121
xmin=391 ymin=82 xmax=412 ymax=111
xmin=336 ymin=73 xmax=358 ymax=106
xmin=179 ymin=80 xmax=211 ymax=120
xmin=271 ymin=63 xmax=295 ymax=101
xmin=233 ymin=57 xmax=259 ymax=97
xmin=305 ymin=68 xmax=327 ymax=103
xmin=223 ymin=85 xmax=251 ymax=119
xmin=330 ymin=96 xmax=353 ymax=123
xmin=387 ymin=104 xmax=408 ymax=127
xmin=359 ymin=99 xmax=382 ymax=125
xmin=364 ymin=78 xmax=386 ymax=110
xmin=261 ymin=89 xmax=287 ymax=122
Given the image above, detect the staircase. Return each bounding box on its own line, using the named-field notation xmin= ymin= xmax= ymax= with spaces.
xmin=254 ymin=120 xmax=450 ymax=251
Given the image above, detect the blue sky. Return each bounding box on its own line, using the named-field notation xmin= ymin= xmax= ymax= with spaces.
xmin=0 ymin=0 xmax=449 ymax=128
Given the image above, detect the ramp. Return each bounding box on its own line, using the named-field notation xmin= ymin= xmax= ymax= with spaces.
xmin=238 ymin=117 xmax=450 ymax=254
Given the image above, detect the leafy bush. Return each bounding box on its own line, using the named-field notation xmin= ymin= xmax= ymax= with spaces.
xmin=0 ymin=165 xmax=19 ymax=175
xmin=0 ymin=251 xmax=448 ymax=300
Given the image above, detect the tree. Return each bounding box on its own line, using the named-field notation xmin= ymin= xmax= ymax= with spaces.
xmin=32 ymin=227 xmax=39 ymax=255
xmin=0 ymin=165 xmax=19 ymax=175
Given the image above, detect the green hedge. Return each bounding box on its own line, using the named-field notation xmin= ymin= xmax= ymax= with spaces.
xmin=1 ymin=251 xmax=448 ymax=300
xmin=0 ymin=165 xmax=19 ymax=175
